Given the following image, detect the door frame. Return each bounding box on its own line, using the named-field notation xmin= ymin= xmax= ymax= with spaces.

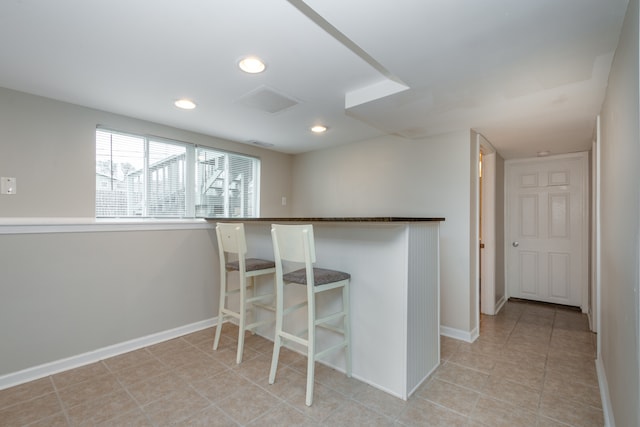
xmin=592 ymin=115 xmax=601 ymax=337
xmin=504 ymin=152 xmax=590 ymax=312
xmin=479 ymin=137 xmax=497 ymax=315
xmin=591 ymin=129 xmax=600 ymax=334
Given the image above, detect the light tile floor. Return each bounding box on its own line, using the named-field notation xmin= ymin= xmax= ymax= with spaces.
xmin=0 ymin=300 xmax=602 ymax=426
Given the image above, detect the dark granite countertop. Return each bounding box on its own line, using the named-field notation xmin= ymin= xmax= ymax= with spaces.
xmin=205 ymin=217 xmax=445 ymax=222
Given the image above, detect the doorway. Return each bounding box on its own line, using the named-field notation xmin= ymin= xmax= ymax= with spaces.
xmin=478 ymin=135 xmax=504 ymax=316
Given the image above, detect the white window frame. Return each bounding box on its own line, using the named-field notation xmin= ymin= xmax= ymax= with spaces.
xmin=96 ymin=128 xmax=260 ymax=219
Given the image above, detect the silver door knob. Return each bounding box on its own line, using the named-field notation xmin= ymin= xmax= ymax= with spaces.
xmin=512 ymin=241 xmax=519 ymax=247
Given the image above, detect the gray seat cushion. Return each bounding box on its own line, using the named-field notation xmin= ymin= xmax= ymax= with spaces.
xmin=226 ymin=258 xmax=275 ymax=272
xmin=283 ymin=268 xmax=350 ymax=286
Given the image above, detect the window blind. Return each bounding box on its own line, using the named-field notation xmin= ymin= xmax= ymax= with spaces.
xmin=195 ymin=146 xmax=259 ymax=218
xmin=96 ymin=130 xmax=144 ymax=217
xmin=96 ymin=128 xmax=260 ymax=219
xmin=147 ymin=139 xmax=187 ymax=217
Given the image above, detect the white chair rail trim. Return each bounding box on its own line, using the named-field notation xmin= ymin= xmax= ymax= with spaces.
xmin=0 ymin=217 xmax=213 ymax=235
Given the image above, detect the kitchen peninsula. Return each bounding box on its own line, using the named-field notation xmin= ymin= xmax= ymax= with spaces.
xmin=207 ymin=217 xmax=443 ymax=399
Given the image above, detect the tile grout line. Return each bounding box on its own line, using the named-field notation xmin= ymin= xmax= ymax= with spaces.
xmin=47 ymin=374 xmax=72 ymax=427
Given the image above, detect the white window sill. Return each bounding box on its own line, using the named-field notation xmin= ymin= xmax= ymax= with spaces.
xmin=0 ymin=218 xmax=213 ymax=234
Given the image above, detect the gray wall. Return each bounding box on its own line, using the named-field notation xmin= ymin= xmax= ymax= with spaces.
xmin=0 ymin=87 xmax=293 ymax=218
xmin=0 ymin=88 xmax=293 ymax=377
xmin=0 ymin=229 xmax=217 ymax=375
xmin=599 ymin=0 xmax=640 ymax=425
xmin=289 ymin=131 xmax=477 ymax=334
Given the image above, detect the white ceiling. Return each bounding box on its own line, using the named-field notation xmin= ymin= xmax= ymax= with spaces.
xmin=0 ymin=0 xmax=628 ymax=158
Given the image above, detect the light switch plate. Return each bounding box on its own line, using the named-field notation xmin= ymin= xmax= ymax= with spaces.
xmin=1 ymin=177 xmax=17 ymax=195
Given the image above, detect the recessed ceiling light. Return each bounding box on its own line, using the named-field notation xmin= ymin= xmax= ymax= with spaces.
xmin=311 ymin=125 xmax=328 ymax=133
xmin=174 ymin=99 xmax=196 ymax=110
xmin=238 ymin=57 xmax=266 ymax=74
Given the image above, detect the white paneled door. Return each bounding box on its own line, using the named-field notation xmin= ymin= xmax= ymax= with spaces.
xmin=506 ymin=153 xmax=588 ymax=310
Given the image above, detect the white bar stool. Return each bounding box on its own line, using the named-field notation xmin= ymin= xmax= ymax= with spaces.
xmin=213 ymin=222 xmax=276 ymax=364
xmin=269 ymin=224 xmax=351 ymax=406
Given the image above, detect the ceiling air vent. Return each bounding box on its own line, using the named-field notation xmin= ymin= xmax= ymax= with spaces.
xmin=396 ymin=127 xmax=429 ymax=139
xmin=238 ymin=86 xmax=299 ymax=114
xmin=249 ymin=140 xmax=275 ymax=148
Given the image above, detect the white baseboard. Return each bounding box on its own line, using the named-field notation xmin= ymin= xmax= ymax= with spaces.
xmin=494 ymin=296 xmax=507 ymax=314
xmin=440 ymin=325 xmax=477 ymax=343
xmin=0 ymin=318 xmax=217 ymax=390
xmin=405 ymin=361 xmax=440 ymax=400
xmin=595 ymin=358 xmax=615 ymax=427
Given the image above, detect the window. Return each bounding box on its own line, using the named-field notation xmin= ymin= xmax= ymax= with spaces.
xmin=96 ymin=129 xmax=260 ymax=218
